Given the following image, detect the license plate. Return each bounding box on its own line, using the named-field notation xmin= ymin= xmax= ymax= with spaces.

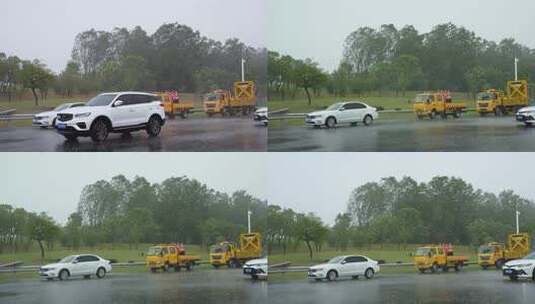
xmin=504 ymin=269 xmax=513 ymax=274
xmin=57 ymin=123 xmax=66 ymax=129
xmin=244 ymin=268 xmax=252 ymax=274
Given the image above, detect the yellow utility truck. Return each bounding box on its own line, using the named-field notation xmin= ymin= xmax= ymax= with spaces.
xmin=476 ymin=80 xmax=529 ymax=116
xmin=203 ymin=81 xmax=256 ymax=117
xmin=209 ymin=232 xmax=262 ymax=268
xmin=157 ymin=91 xmax=194 ymax=119
xmin=478 ymin=233 xmax=531 ymax=270
xmin=413 ymin=244 xmax=469 ymax=273
xmin=413 ymin=91 xmax=466 ymax=119
xmin=145 ymin=243 xmax=200 ymax=273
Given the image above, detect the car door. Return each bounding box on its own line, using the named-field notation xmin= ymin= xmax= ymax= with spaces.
xmin=337 ymin=104 xmax=352 ymax=123
xmin=352 ymin=103 xmax=368 ymax=121
xmin=340 ymin=256 xmax=357 ymax=277
xmin=110 ymin=94 xmax=136 ymax=127
xmin=353 ymin=256 xmax=369 ymax=275
xmin=133 ymin=94 xmax=154 ymax=125
xmin=71 ymin=256 xmax=87 ymax=276
xmin=84 ymin=255 xmax=101 ymax=274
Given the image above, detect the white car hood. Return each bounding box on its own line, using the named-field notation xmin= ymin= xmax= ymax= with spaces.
xmin=518 ymin=106 xmax=535 ymax=113
xmin=35 ymin=110 xmax=55 ymax=117
xmin=41 ymin=262 xmax=65 ymax=269
xmin=245 ymin=258 xmax=267 ymax=266
xmin=308 ymin=110 xmax=331 ymax=117
xmin=58 ymin=106 xmax=94 ymax=115
xmin=255 ymin=107 xmax=268 ymax=113
xmin=310 ymin=263 xmax=330 ymax=270
xmin=505 ymin=259 xmax=534 ymax=267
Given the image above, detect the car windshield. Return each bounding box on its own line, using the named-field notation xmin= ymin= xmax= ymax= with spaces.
xmin=477 ymin=92 xmax=495 ymax=101
xmin=59 ymin=255 xmax=77 ymax=263
xmin=327 ymin=256 xmax=345 ymax=264
xmin=523 ymin=252 xmax=535 ymax=259
xmin=86 ymin=94 xmax=117 ymax=106
xmin=205 ymin=93 xmax=219 ymax=102
xmin=326 ymin=103 xmax=343 ymax=111
xmin=478 ymin=245 xmax=493 ymax=254
xmin=415 ymin=248 xmax=431 ymax=256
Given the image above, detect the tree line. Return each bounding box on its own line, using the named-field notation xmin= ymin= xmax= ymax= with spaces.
xmin=267 ymin=176 xmax=535 ymax=259
xmin=1 ymin=23 xmax=267 ymax=105
xmin=268 ymin=23 xmax=535 ymax=103
xmin=1 ymin=175 xmax=267 ymax=261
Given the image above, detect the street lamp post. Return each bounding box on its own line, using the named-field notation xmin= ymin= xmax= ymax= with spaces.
xmin=247 ymin=210 xmax=252 ymax=233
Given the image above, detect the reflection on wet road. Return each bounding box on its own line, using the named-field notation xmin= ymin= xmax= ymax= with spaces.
xmin=0 ymin=118 xmax=266 ymax=152
xmin=0 ymin=269 xmax=267 ymax=304
xmin=268 ymin=117 xmax=535 ymax=151
xmin=269 ymin=271 xmax=534 ymax=304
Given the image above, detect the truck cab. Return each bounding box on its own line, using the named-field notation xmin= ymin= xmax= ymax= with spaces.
xmin=478 ymin=242 xmax=505 ymax=269
xmin=413 ymin=91 xmax=465 ymax=119
xmin=146 ymin=244 xmax=179 ymax=271
xmin=477 ymin=80 xmax=528 ymax=116
xmin=203 ymin=81 xmax=256 ymax=117
xmin=478 ymin=233 xmax=531 ymax=270
xmin=209 ymin=241 xmax=239 ymax=268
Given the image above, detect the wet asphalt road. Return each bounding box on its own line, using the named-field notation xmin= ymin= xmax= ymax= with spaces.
xmin=268 ymin=116 xmax=535 ymax=151
xmin=269 ymin=271 xmax=534 ymax=304
xmin=0 ymin=118 xmax=266 ymax=152
xmin=0 ymin=269 xmax=267 ymax=304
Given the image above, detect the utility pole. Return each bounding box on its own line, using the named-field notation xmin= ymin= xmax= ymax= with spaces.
xmin=514 ymin=57 xmax=519 ymax=81
xmin=516 ymin=209 xmax=520 ymax=234
xmin=247 ymin=210 xmax=252 ymax=233
xmin=241 ymin=58 xmax=246 ymax=82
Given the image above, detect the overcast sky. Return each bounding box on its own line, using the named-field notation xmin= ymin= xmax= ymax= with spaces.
xmin=268 ymin=0 xmax=535 ymax=71
xmin=267 ymin=153 xmax=535 ymax=225
xmin=1 ymin=0 xmax=266 ymax=73
xmin=0 ymin=153 xmax=267 ymax=224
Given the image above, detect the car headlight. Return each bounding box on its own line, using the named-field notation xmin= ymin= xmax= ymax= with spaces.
xmin=75 ymin=112 xmax=91 ymax=118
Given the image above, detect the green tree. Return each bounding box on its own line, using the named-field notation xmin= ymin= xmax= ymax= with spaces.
xmin=27 ymin=213 xmax=60 ymax=261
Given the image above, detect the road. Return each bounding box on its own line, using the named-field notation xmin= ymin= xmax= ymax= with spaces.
xmin=0 ymin=269 xmax=267 ymax=304
xmin=269 ymin=271 xmax=534 ymax=304
xmin=0 ymin=118 xmax=266 ymax=152
xmin=268 ymin=116 xmax=535 ymax=151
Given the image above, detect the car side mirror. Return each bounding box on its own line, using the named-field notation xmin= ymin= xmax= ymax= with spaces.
xmin=341 ymin=261 xmax=346 ymax=264
xmin=339 ymin=108 xmax=345 ymax=111
xmin=73 ymin=260 xmax=78 ymax=264
xmin=114 ymin=100 xmax=124 ymax=107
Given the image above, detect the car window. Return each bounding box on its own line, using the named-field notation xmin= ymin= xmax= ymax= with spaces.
xmin=344 ymin=256 xmax=358 ymax=263
xmin=347 ymin=103 xmax=365 ymax=109
xmin=71 ymin=103 xmax=85 ymax=108
xmin=162 ymin=247 xmax=169 ymax=255
xmin=85 ymin=255 xmax=100 ymax=262
xmin=353 ymin=256 xmax=368 ymax=262
xmin=170 ymin=247 xmax=176 ymax=254
xmin=76 ymin=256 xmax=88 ymax=263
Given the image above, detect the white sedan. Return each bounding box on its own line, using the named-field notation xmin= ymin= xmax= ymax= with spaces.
xmin=243 ymin=257 xmax=268 ymax=280
xmin=502 ymin=252 xmax=535 ymax=281
xmin=254 ymin=107 xmax=268 ymax=126
xmin=305 ymin=101 xmax=378 ymax=128
xmin=39 ymin=254 xmax=112 ymax=281
xmin=308 ymin=255 xmax=380 ymax=282
xmin=33 ymin=102 xmax=85 ymax=128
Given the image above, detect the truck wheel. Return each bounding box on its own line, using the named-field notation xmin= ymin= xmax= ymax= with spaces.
xmin=150 ymin=268 xmax=157 ymax=273
xmin=162 ymin=263 xmax=169 ymax=272
xmin=180 ymin=111 xmax=188 ymax=119
xmin=454 ymin=264 xmax=461 ymax=272
xmin=419 ymin=269 xmax=426 ymax=274
xmin=442 ymin=266 xmax=449 ymax=272
xmin=429 ymin=110 xmax=436 ymax=120
xmin=364 ymin=268 xmax=375 ymax=279
xmin=453 ymin=110 xmax=461 ymax=118
xmin=327 ymin=270 xmax=337 ymax=282
xmin=482 ymin=265 xmax=488 ymax=270
xmin=495 ymin=259 xmax=504 ymax=269
xmin=212 ymin=265 xmax=220 ymax=269
xmin=431 ymin=263 xmax=439 ymax=273
xmin=494 ymin=107 xmax=503 ymax=117
xmin=90 ymin=119 xmax=109 ymax=142
xmin=174 ymin=266 xmax=181 ymax=272
xmin=440 ymin=112 xmax=447 ymax=119
xmin=186 ymin=263 xmax=192 ymax=271
xmin=326 ymin=117 xmax=336 ymax=128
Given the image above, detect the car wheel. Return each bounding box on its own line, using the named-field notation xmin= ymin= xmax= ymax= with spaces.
xmin=327 ymin=270 xmax=337 ymax=282
xmin=363 ymin=115 xmax=373 ymax=126
xmin=146 ymin=116 xmax=162 ymax=137
xmin=365 ymin=268 xmax=375 ymax=279
xmin=90 ymin=119 xmax=109 ymax=142
xmin=96 ymin=267 xmax=106 ymax=279
xmin=326 ymin=117 xmax=336 ymax=129
xmin=58 ymin=269 xmax=69 ymax=281
xmin=495 ymin=259 xmax=504 ymax=269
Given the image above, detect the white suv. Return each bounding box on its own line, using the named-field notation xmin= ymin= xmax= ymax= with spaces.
xmin=243 ymin=257 xmax=268 ymax=280
xmin=308 ymin=255 xmax=380 ymax=282
xmin=502 ymin=252 xmax=535 ymax=281
xmin=305 ymin=101 xmax=378 ymax=128
xmin=55 ymin=92 xmax=166 ymax=142
xmin=39 ymin=254 xmax=112 ymax=281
